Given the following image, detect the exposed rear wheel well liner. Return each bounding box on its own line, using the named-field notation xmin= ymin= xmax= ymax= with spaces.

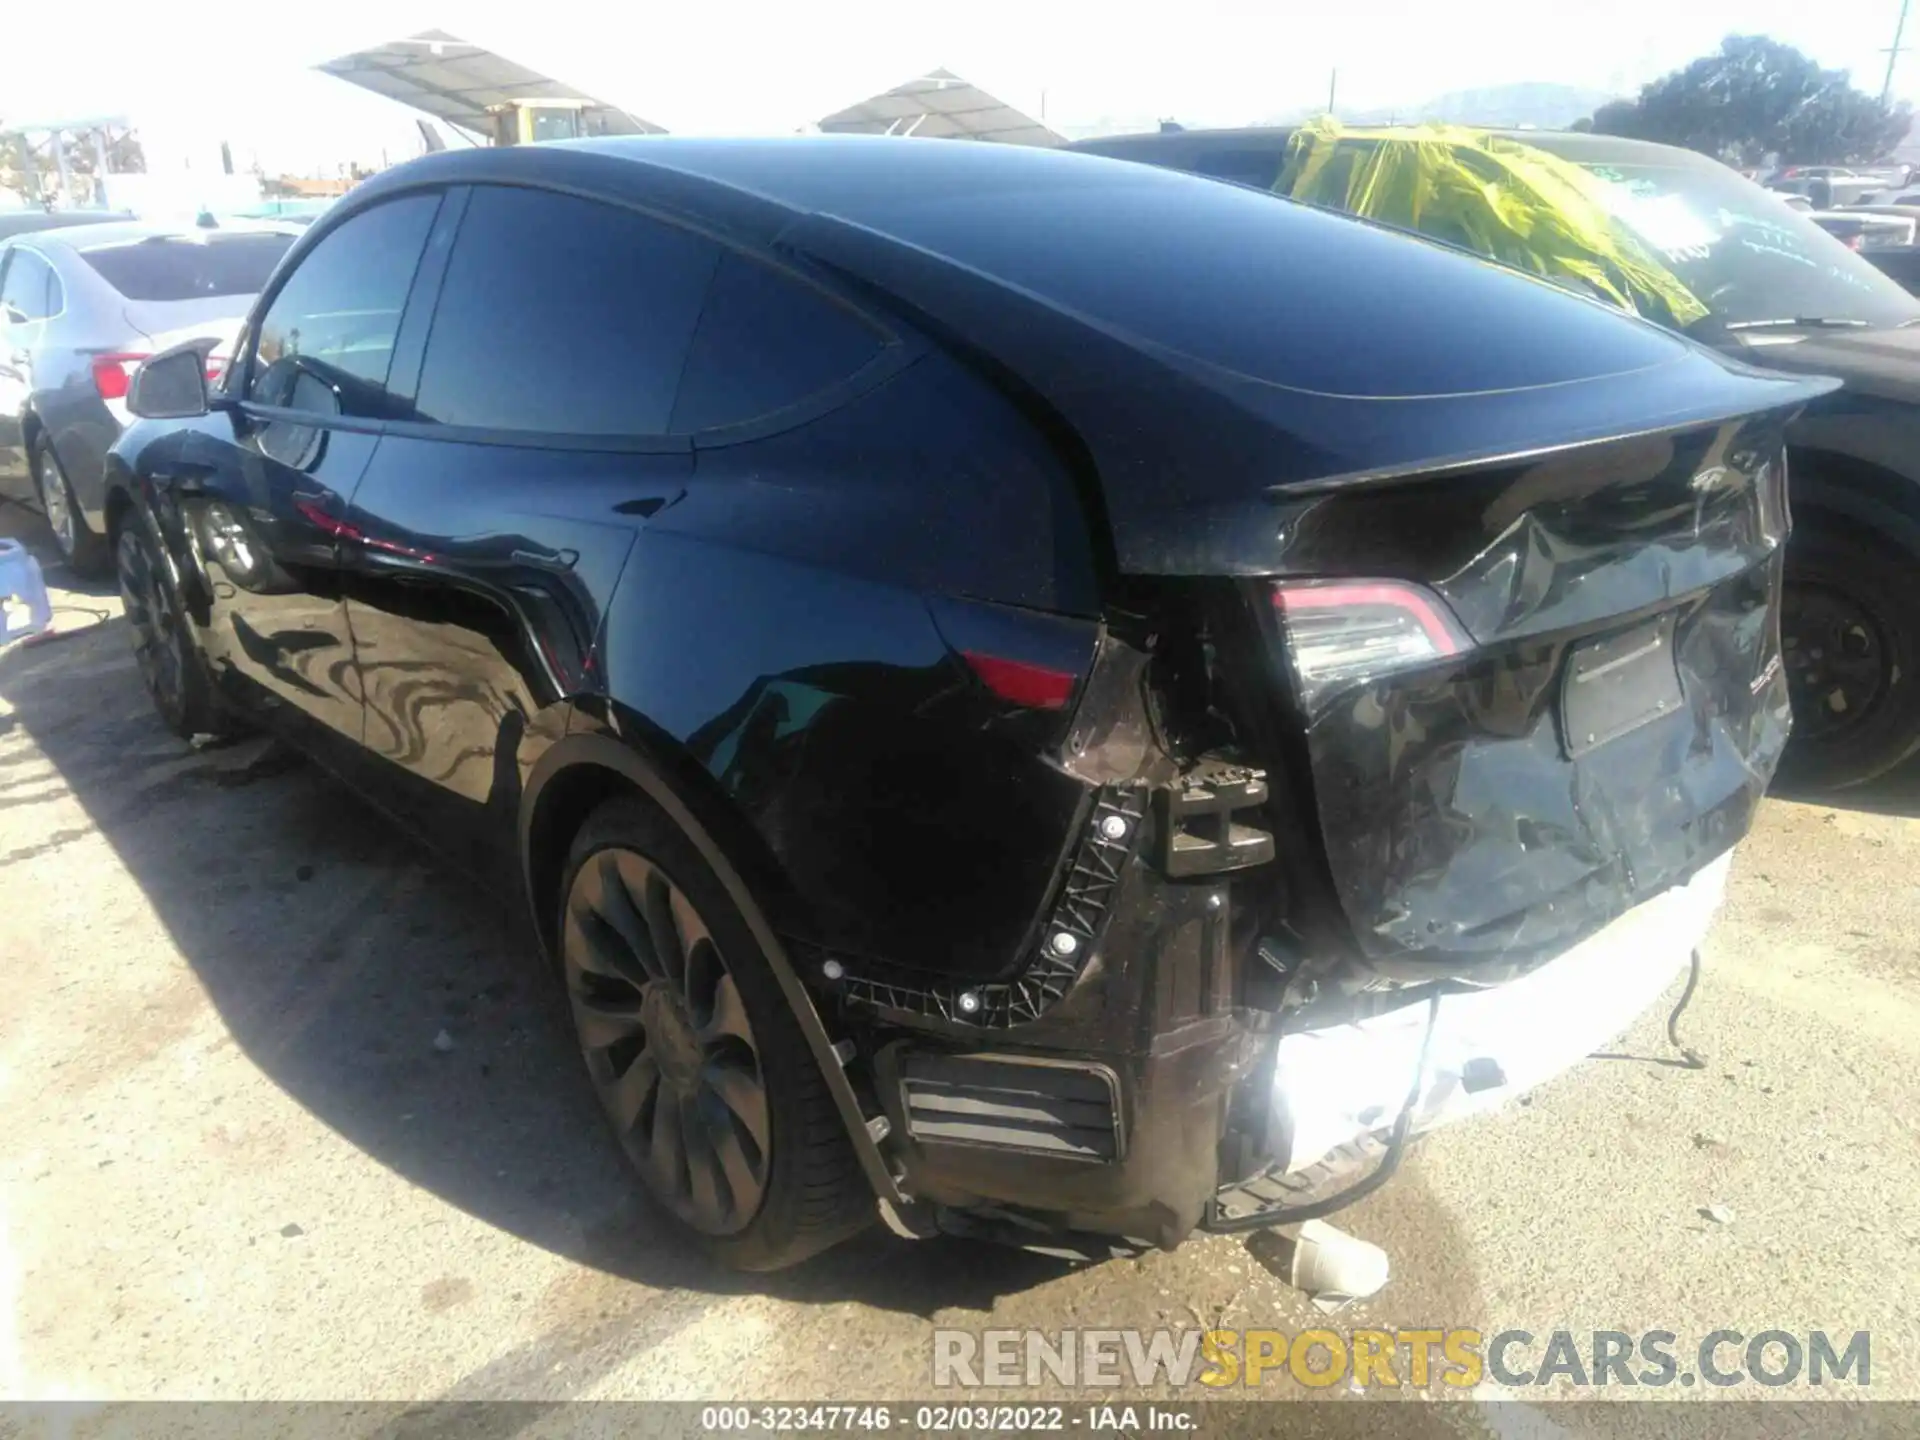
xmin=517 ymin=728 xmax=902 ymax=1206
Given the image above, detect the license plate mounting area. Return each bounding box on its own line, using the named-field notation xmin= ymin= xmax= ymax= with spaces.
xmin=1560 ymin=613 xmax=1684 ymax=759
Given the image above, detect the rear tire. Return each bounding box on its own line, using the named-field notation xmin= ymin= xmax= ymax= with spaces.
xmin=557 ymin=794 xmax=872 ymax=1271
xmin=31 ymin=435 xmax=107 ymax=576
xmin=1776 ymin=523 xmax=1920 ymax=792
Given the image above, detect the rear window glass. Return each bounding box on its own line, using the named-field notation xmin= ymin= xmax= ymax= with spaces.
xmin=670 ymin=253 xmax=887 ymax=432
xmin=79 ymin=234 xmax=293 ymax=301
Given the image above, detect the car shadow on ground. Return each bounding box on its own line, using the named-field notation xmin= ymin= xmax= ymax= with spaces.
xmin=0 ymin=611 xmax=1071 ymax=1319
xmin=1773 ymin=753 xmax=1920 ymax=819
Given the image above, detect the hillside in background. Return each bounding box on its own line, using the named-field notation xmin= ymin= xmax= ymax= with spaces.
xmin=1064 ymin=81 xmax=1618 ymax=140
xmin=1263 ymin=81 xmax=1619 ymax=131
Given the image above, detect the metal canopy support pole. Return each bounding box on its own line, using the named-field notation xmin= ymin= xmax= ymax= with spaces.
xmin=1887 ymin=0 xmax=1913 ymax=105
xmin=19 ymin=134 xmax=40 ymax=206
xmin=51 ymin=129 xmax=72 ymax=208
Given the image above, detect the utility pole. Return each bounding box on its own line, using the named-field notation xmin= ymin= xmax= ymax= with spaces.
xmin=1885 ymin=0 xmax=1912 ymax=105
xmin=1328 ymin=68 xmax=1338 ymax=116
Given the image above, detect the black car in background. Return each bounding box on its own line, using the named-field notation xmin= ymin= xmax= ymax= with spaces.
xmin=1075 ymin=126 xmax=1920 ymax=790
xmin=106 ymin=138 xmax=1827 ymax=1269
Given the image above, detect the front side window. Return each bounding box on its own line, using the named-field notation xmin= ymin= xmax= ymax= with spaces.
xmin=0 ymin=248 xmax=57 ymax=323
xmin=412 ymin=185 xmax=721 ymax=436
xmin=246 ymin=194 xmax=440 ymax=420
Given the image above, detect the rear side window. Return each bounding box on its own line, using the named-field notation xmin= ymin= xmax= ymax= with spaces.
xmin=0 ymin=248 xmax=58 ymax=322
xmin=670 ymin=252 xmax=887 ymax=433
xmin=79 ymin=234 xmax=293 ymax=301
xmin=413 ymin=185 xmax=721 ymax=436
xmin=247 ymin=195 xmax=439 ymax=418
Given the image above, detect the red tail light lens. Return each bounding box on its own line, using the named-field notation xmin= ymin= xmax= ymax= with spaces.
xmin=1272 ymin=579 xmax=1470 ymax=707
xmin=89 ymin=353 xmax=149 ymax=401
xmin=961 ymin=651 xmax=1078 ymax=710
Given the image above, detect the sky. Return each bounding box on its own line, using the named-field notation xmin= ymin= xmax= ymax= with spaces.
xmin=7 ymin=0 xmax=1920 ymax=175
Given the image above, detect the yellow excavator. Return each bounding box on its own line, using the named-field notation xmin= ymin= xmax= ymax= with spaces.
xmin=318 ymin=32 xmax=665 ymax=150
xmin=485 ymin=99 xmax=624 ymax=147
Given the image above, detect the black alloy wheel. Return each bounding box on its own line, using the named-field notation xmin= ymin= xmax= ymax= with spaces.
xmin=115 ymin=520 xmax=229 ymax=741
xmin=118 ymin=524 xmax=189 ymax=725
xmin=1781 ymin=583 xmax=1885 ymax=746
xmin=563 ymin=845 xmax=771 ymax=1237
xmin=1775 ymin=523 xmax=1920 ymax=791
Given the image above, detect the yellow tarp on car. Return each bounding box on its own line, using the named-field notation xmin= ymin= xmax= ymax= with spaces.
xmin=1276 ymin=119 xmax=1708 ymax=330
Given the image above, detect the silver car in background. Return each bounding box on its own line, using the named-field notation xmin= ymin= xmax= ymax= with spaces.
xmin=0 ymin=222 xmax=296 ymax=571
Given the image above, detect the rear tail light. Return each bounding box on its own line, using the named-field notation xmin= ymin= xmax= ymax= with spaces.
xmin=89 ymin=352 xmax=150 ymax=401
xmin=1272 ymin=579 xmax=1470 ymax=708
xmin=961 ymin=651 xmax=1078 ymax=710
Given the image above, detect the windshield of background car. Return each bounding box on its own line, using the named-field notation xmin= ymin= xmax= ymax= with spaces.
xmin=76 ymin=233 xmax=294 ymax=303
xmin=1571 ymin=157 xmax=1920 ymax=329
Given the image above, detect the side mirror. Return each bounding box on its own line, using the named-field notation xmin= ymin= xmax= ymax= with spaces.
xmin=127 ymin=341 xmax=213 ymax=420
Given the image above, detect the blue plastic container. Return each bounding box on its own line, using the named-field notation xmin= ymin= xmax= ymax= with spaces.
xmin=0 ymin=538 xmax=52 ymax=646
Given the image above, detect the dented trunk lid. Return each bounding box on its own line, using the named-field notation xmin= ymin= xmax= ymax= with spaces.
xmin=1254 ymin=408 xmax=1802 ymax=980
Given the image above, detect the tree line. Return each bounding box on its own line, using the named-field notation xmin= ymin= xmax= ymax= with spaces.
xmin=1576 ymin=35 xmax=1911 ymax=167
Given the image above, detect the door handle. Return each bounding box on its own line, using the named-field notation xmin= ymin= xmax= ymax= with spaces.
xmin=7 ymin=351 xmax=28 ymax=368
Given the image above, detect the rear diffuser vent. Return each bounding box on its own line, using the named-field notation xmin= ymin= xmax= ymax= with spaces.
xmin=900 ymin=1054 xmax=1121 ymax=1163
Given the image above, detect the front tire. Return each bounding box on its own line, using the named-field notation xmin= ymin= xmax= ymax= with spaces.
xmin=1776 ymin=523 xmax=1920 ymax=791
xmin=557 ymin=795 xmax=871 ymax=1270
xmin=116 ymin=520 xmax=231 ymax=742
xmin=31 ymin=435 xmax=107 ymax=576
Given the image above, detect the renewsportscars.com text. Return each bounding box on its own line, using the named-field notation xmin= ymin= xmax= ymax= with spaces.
xmin=932 ymin=1328 xmax=1872 ymax=1390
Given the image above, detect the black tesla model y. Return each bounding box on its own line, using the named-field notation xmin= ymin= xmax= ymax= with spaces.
xmin=105 ymin=136 xmax=1831 ymax=1270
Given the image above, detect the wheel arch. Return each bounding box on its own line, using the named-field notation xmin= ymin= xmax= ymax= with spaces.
xmin=520 ymin=711 xmax=800 ymax=966
xmin=1789 ymin=445 xmax=1920 ymax=557
xmin=518 ymin=721 xmax=901 ymax=1206
xmin=103 ymin=479 xmax=134 ymax=543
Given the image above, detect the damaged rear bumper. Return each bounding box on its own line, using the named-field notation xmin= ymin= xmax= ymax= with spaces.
xmin=1268 ymin=850 xmax=1732 ymax=1176
xmin=865 ymin=828 xmax=1735 ymax=1252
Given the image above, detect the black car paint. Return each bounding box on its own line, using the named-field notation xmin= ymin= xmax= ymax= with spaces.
xmin=1240 ymin=412 xmax=1797 ymax=980
xmin=1069 ymin=126 xmax=1920 ymax=731
xmin=106 ymin=137 xmax=1828 ymax=1250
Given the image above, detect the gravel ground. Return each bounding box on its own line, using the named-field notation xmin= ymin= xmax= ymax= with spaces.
xmin=3 ymin=501 xmax=1918 ymax=1425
